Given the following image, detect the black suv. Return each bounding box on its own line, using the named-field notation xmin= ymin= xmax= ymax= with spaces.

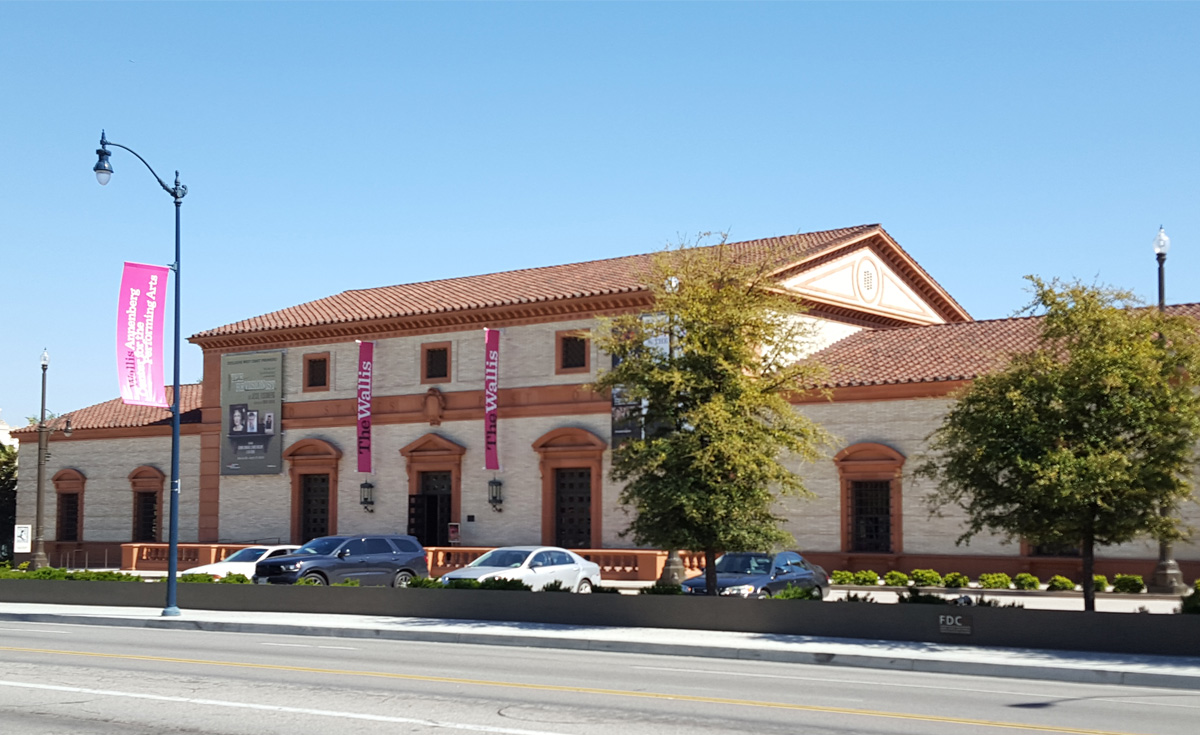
xmin=253 ymin=534 xmax=427 ymax=586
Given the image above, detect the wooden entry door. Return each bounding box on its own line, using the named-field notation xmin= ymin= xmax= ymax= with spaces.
xmin=408 ymin=471 xmax=452 ymax=547
xmin=554 ymin=468 xmax=591 ymax=548
xmin=300 ymin=474 xmax=331 ymax=543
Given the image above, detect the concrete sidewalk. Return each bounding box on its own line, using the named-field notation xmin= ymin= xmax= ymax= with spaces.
xmin=3 ymin=602 xmax=1200 ymax=690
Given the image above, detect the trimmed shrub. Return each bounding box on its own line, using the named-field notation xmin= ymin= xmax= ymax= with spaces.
xmin=540 ymin=580 xmax=570 ymax=592
xmin=1013 ymin=573 xmax=1040 ymax=591
xmin=592 ymin=585 xmax=622 ymax=594
xmin=974 ymin=597 xmax=1025 ymax=608
xmin=830 ymin=570 xmax=855 ymax=585
xmin=1182 ymin=581 xmax=1200 ymax=615
xmin=0 ymin=567 xmax=143 ymax=582
xmin=1046 ymin=575 xmax=1075 ymax=591
xmin=478 ymin=577 xmax=531 ymax=591
xmin=639 ymin=582 xmax=683 ymax=595
xmin=773 ymin=584 xmax=821 ymax=600
xmin=443 ymin=578 xmax=481 ymax=589
xmin=405 ymin=576 xmax=442 ymax=588
xmin=978 ymin=573 xmax=1012 ymax=590
xmin=942 ymin=572 xmax=970 ymax=589
xmin=852 ymin=570 xmax=879 ymax=586
xmin=294 ymin=576 xmax=321 ymax=586
xmin=910 ymin=569 xmax=943 ymax=587
xmin=179 ymin=573 xmax=217 ymax=584
xmin=883 ymin=571 xmax=910 ymax=587
xmin=1112 ymin=574 xmax=1145 ymax=594
xmin=1093 ymin=575 xmax=1109 ymax=592
xmin=331 ymin=578 xmax=361 ymax=587
xmin=217 ymin=573 xmax=251 ymax=584
xmin=898 ymin=589 xmax=948 ymax=605
xmin=837 ymin=592 xmax=876 ymax=603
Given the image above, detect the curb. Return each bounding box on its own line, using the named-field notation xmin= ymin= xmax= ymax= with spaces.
xmin=4 ymin=611 xmax=1199 ymax=691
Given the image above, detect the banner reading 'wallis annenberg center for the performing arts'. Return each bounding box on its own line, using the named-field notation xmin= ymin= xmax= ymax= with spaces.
xmin=117 ymin=262 xmax=169 ymax=407
xmin=220 ymin=351 xmax=283 ymax=475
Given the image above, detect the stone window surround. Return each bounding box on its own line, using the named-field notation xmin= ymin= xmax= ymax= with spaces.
xmin=833 ymin=442 xmax=905 ymax=555
xmin=51 ymin=468 xmax=86 ymax=543
xmin=555 ymin=329 xmax=591 ymax=375
xmin=421 ymin=341 xmax=453 ymax=385
xmin=302 ymin=352 xmax=331 ymax=393
xmin=128 ymin=465 xmax=165 ymax=543
xmin=283 ymin=438 xmax=342 ymax=544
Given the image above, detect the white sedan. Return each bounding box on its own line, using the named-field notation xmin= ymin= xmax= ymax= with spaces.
xmin=182 ymin=545 xmax=300 ymax=579
xmin=440 ymin=546 xmax=602 ymax=592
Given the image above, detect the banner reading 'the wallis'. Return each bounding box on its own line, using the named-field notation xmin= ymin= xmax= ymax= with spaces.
xmin=484 ymin=328 xmax=500 ymax=470
xmin=117 ymin=262 xmax=169 ymax=407
xmin=357 ymin=341 xmax=374 ymax=473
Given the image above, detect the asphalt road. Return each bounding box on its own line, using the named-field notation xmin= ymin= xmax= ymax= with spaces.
xmin=1 ymin=620 xmax=1197 ymax=735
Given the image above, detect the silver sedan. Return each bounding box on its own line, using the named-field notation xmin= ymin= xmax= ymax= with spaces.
xmin=440 ymin=546 xmax=602 ymax=592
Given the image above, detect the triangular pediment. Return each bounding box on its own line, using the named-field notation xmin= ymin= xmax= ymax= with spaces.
xmin=773 ymin=231 xmax=965 ymax=325
xmin=400 ymin=433 xmax=466 ymax=458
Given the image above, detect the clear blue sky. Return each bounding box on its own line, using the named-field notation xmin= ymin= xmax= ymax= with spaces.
xmin=2 ymin=2 xmax=1198 ymax=428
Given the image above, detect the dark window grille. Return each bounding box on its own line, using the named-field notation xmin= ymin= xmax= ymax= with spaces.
xmin=133 ymin=491 xmax=158 ymax=542
xmin=57 ymin=493 xmax=80 ymax=542
xmin=561 ymin=336 xmax=587 ymax=369
xmin=425 ymin=348 xmax=449 ymax=379
xmin=850 ymin=480 xmax=891 ymax=553
xmin=306 ymin=358 xmax=328 ymax=388
xmin=1031 ymin=542 xmax=1081 ymax=557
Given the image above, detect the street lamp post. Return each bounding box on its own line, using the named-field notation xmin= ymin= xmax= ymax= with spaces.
xmin=1148 ymin=226 xmax=1188 ymax=595
xmin=32 ymin=350 xmax=52 ymax=570
xmin=94 ymin=131 xmax=187 ymax=616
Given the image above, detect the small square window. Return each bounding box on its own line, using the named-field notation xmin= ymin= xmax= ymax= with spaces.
xmin=303 ymin=353 xmax=331 ymax=392
xmin=421 ymin=342 xmax=452 ymax=384
xmin=556 ymin=330 xmax=590 ymax=375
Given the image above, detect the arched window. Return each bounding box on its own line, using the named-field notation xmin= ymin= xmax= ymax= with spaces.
xmin=283 ymin=438 xmax=342 ymax=544
xmin=51 ymin=469 xmax=86 ymax=543
xmin=833 ymin=443 xmax=905 ymax=555
xmin=532 ymin=428 xmax=606 ymax=549
xmin=128 ymin=466 xmax=165 ymax=542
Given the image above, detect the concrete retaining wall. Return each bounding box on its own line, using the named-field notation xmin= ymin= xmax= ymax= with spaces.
xmin=1 ymin=579 xmax=1195 ymax=658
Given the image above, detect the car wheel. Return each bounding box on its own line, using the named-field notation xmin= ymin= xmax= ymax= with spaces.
xmin=300 ymin=572 xmax=326 ymax=586
xmin=394 ymin=570 xmax=413 ymax=588
xmin=756 ymin=589 xmax=772 ymax=599
xmin=576 ymin=579 xmax=593 ymax=594
xmin=815 ymin=585 xmax=826 ymax=600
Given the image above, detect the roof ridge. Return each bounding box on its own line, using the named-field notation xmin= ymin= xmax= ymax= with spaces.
xmin=341 ymin=224 xmax=881 ymax=295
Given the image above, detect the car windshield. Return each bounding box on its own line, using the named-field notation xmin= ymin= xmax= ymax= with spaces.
xmin=714 ymin=554 xmax=773 ymax=575
xmin=295 ymin=538 xmax=343 ymax=556
xmin=470 ymin=549 xmax=532 ymax=568
xmin=223 ymin=547 xmax=267 ymax=563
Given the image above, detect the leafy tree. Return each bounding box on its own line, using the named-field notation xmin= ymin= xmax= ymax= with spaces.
xmin=919 ymin=278 xmax=1200 ymax=611
xmin=0 ymin=444 xmax=16 ymax=563
xmin=591 ymin=237 xmax=831 ymax=596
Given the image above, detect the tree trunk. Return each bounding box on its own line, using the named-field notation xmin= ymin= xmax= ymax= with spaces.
xmin=705 ymin=547 xmax=719 ymax=596
xmin=1082 ymin=521 xmax=1096 ymax=612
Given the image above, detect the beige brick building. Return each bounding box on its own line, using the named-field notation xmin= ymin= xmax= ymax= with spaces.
xmin=13 ymin=225 xmax=1200 ymax=580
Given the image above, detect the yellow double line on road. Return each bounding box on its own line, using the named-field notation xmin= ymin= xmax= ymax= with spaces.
xmin=1 ymin=645 xmax=1147 ymax=735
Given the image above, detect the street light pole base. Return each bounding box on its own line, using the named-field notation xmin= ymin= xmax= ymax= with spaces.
xmin=30 ymin=551 xmax=50 ymax=570
xmin=161 ymin=606 xmax=182 ymax=617
xmin=1148 ymin=559 xmax=1189 ymax=595
xmin=659 ymin=549 xmax=686 ymax=585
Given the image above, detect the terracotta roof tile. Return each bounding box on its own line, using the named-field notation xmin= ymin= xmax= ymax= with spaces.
xmin=193 ymin=225 xmax=882 ymax=339
xmin=10 ymin=384 xmax=203 ymax=435
xmin=811 ymin=303 xmax=1200 ymax=388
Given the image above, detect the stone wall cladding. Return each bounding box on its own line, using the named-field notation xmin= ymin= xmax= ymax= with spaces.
xmin=281 ymin=319 xmax=602 ymax=404
xmin=15 ymin=435 xmax=201 ymax=542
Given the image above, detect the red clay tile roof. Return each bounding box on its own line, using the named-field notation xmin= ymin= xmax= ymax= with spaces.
xmin=193 ymin=226 xmax=885 ymax=339
xmin=9 ymin=384 xmax=202 ymax=435
xmin=811 ymin=303 xmax=1200 ymax=388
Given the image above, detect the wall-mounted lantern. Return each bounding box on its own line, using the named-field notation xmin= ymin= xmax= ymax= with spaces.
xmin=488 ymin=478 xmax=503 ymax=512
xmin=359 ymin=481 xmax=375 ymax=512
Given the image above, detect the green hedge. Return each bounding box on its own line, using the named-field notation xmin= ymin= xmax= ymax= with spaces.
xmin=772 ymin=584 xmax=821 ymax=600
xmin=1112 ymin=574 xmax=1144 ymax=594
xmin=1013 ymin=573 xmax=1040 ymax=591
xmin=883 ymin=571 xmax=910 ymax=587
xmin=852 ymin=570 xmax=879 ymax=586
xmin=978 ymin=573 xmax=1012 ymax=590
xmin=942 ymin=572 xmax=970 ymax=588
xmin=639 ymin=582 xmax=683 ymax=595
xmin=910 ymin=569 xmax=943 ymax=587
xmin=1047 ymin=575 xmax=1075 ymax=592
xmin=830 ymin=570 xmax=855 ymax=585
xmin=1093 ymin=574 xmax=1110 ymax=592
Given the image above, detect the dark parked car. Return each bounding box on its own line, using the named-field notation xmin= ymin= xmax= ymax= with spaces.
xmin=253 ymin=534 xmax=427 ymax=587
xmin=680 ymin=551 xmax=829 ymax=598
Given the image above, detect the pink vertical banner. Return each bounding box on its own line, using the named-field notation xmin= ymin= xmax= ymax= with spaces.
xmin=484 ymin=328 xmax=501 ymax=470
xmin=117 ymin=262 xmax=169 ymax=407
xmin=356 ymin=341 xmax=374 ymax=473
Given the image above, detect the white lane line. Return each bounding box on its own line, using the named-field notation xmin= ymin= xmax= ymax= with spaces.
xmin=317 ymin=645 xmax=358 ymax=650
xmin=1097 ymin=699 xmax=1200 ymax=710
xmin=0 ymin=680 xmax=572 ymax=735
xmin=261 ymin=642 xmax=311 ymax=648
xmin=0 ymin=627 xmax=71 ymax=634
